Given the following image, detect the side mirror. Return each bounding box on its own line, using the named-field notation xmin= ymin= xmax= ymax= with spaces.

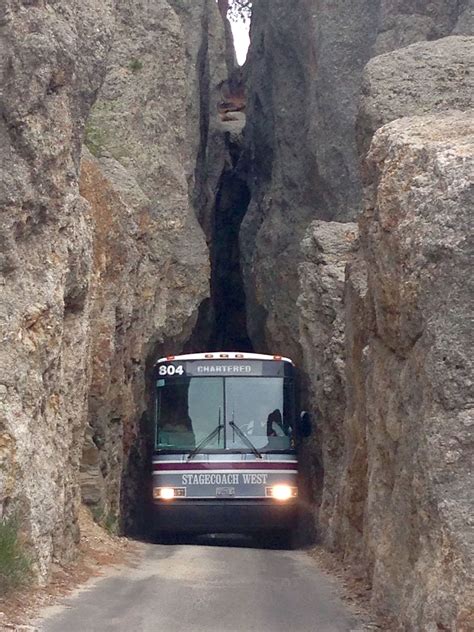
xmin=300 ymin=411 xmax=312 ymax=438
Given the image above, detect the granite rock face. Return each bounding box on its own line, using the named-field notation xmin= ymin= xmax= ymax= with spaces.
xmin=0 ymin=0 xmax=114 ymax=577
xmin=243 ymin=4 xmax=473 ymax=627
xmin=241 ymin=1 xmax=470 ymax=360
xmin=357 ymin=36 xmax=474 ymax=159
xmin=0 ymin=0 xmax=228 ymax=578
xmin=79 ymin=0 xmax=228 ymax=529
xmin=297 ymin=222 xmax=359 ymax=543
xmin=304 ymin=32 xmax=474 ymax=545
xmin=298 ymin=114 xmax=473 ymax=630
xmin=293 ymin=35 xmax=473 ymax=628
xmin=344 ymin=113 xmax=473 ymax=630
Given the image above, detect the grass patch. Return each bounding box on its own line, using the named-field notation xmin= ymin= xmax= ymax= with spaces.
xmin=103 ymin=511 xmax=119 ymax=536
xmin=128 ymin=59 xmax=143 ymax=73
xmin=89 ymin=506 xmax=119 ymax=536
xmin=0 ymin=516 xmax=32 ymax=596
xmin=84 ymin=120 xmax=108 ymax=158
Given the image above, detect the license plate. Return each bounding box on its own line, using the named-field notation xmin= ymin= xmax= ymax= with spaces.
xmin=216 ymin=487 xmax=235 ymax=497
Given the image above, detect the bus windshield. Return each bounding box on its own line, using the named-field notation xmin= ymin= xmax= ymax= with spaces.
xmin=155 ymin=376 xmax=294 ymax=452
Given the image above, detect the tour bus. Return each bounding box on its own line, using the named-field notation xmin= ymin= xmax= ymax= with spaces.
xmin=151 ymin=352 xmax=311 ymax=539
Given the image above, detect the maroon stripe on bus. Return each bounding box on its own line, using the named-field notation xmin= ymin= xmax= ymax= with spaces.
xmin=152 ymin=462 xmax=297 ymax=471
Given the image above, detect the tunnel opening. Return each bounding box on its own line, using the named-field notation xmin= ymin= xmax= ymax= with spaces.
xmin=115 ymin=14 xmax=256 ymax=537
xmin=120 ymin=131 xmax=255 ymax=536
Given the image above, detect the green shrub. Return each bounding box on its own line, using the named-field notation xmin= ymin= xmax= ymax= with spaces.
xmin=84 ymin=120 xmax=108 ymax=158
xmin=90 ymin=504 xmax=104 ymax=524
xmin=104 ymin=511 xmax=119 ymax=536
xmin=90 ymin=505 xmax=119 ymax=536
xmin=128 ymin=59 xmax=143 ymax=73
xmin=0 ymin=516 xmax=32 ymax=596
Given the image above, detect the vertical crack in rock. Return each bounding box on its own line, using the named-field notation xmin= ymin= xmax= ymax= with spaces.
xmin=209 ymin=159 xmax=252 ymax=351
xmin=189 ymin=124 xmax=253 ymax=353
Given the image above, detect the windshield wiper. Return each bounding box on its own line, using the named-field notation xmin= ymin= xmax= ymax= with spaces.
xmin=229 ymin=420 xmax=263 ymax=459
xmin=188 ymin=409 xmax=224 ymax=461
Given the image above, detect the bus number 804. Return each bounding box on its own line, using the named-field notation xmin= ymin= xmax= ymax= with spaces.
xmin=158 ymin=365 xmax=185 ymax=376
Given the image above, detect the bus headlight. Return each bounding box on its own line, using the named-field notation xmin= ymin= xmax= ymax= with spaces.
xmin=153 ymin=487 xmax=186 ymax=500
xmin=268 ymin=485 xmax=297 ymax=501
xmin=154 ymin=487 xmax=175 ymax=500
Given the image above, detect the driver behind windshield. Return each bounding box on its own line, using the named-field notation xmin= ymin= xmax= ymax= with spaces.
xmin=266 ymin=408 xmax=284 ymax=436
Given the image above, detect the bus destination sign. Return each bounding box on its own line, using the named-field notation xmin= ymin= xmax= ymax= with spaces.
xmin=192 ymin=362 xmax=261 ymax=375
xmin=157 ymin=360 xmax=289 ymax=378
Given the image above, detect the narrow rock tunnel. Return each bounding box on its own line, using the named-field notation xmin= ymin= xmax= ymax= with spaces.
xmin=120 ymin=131 xmax=257 ymax=535
xmin=79 ymin=6 xmax=320 ymax=548
xmin=2 ymin=0 xmax=471 ymax=627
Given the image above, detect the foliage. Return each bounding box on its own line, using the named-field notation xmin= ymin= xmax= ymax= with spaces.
xmin=0 ymin=516 xmax=32 ymax=596
xmin=84 ymin=120 xmax=108 ymax=158
xmin=128 ymin=58 xmax=143 ymax=73
xmin=90 ymin=505 xmax=119 ymax=536
xmin=228 ymin=0 xmax=252 ymax=22
xmin=103 ymin=511 xmax=119 ymax=536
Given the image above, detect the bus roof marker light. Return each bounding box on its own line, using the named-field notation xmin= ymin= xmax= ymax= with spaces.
xmin=273 ymin=355 xmax=282 ymax=361
xmin=220 ymin=354 xmax=229 ymax=358
xmin=205 ymin=354 xmax=214 ymax=359
xmin=235 ymin=353 xmax=244 ymax=358
xmin=166 ymin=355 xmax=175 ymax=361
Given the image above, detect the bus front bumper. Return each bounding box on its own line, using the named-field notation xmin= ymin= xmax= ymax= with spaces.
xmin=152 ymin=499 xmax=298 ymax=535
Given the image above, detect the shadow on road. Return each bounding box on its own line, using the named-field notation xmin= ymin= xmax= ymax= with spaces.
xmin=150 ymin=532 xmax=299 ymax=551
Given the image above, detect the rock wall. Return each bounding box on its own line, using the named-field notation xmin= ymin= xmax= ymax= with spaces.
xmin=306 ymin=33 xmax=474 ymax=544
xmin=357 ymin=35 xmax=474 ymax=159
xmin=296 ymin=37 xmax=473 ymax=632
xmin=343 ymin=112 xmax=472 ymax=630
xmin=79 ymin=0 xmax=229 ymax=530
xmin=0 ymin=0 xmax=229 ymax=578
xmin=243 ymin=2 xmax=473 ymax=628
xmin=297 ymin=222 xmax=359 ymax=537
xmin=241 ymin=0 xmax=470 ymax=360
xmin=0 ymin=0 xmax=114 ymax=578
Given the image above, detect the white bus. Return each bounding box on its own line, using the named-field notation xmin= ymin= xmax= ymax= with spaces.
xmin=151 ymin=352 xmax=311 ymax=540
